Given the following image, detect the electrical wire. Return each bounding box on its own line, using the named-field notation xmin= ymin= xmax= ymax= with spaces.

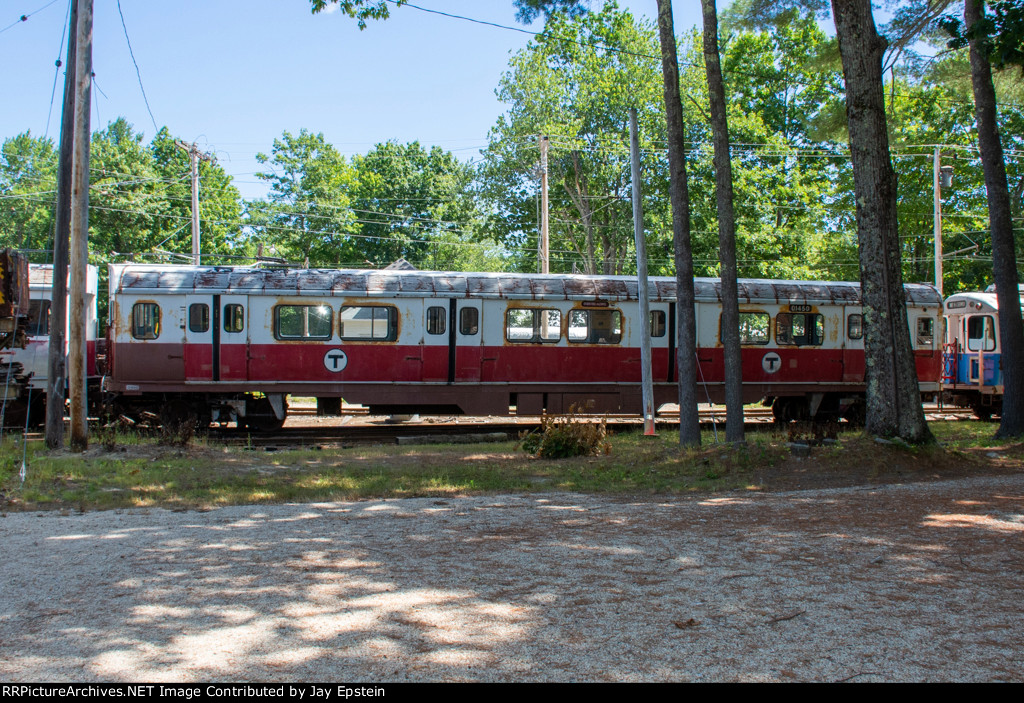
xmin=0 ymin=0 xmax=60 ymax=34
xmin=388 ymin=0 xmax=1024 ymax=111
xmin=116 ymin=0 xmax=159 ymax=135
xmin=43 ymin=0 xmax=71 ymax=140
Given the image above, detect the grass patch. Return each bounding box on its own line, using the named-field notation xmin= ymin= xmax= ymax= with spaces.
xmin=1 ymin=420 xmax=1021 ymax=512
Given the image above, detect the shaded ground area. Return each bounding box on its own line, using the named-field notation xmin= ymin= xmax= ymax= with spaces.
xmin=1 ymin=475 xmax=1022 ymax=682
xmin=4 ymin=420 xmax=1024 ymax=511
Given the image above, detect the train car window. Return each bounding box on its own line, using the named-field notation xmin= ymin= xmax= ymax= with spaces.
xmin=967 ymin=315 xmax=996 ymax=352
xmin=506 ymin=308 xmax=561 ymax=343
xmin=426 ymin=306 xmax=446 ymax=335
xmin=735 ymin=312 xmax=770 ymax=344
xmin=223 ymin=304 xmax=244 ymax=333
xmin=916 ymin=317 xmax=935 ymax=347
xmin=275 ymin=305 xmax=332 ymax=340
xmin=650 ymin=310 xmax=666 ymax=338
xmin=340 ymin=305 xmax=397 ymax=341
xmin=460 ymin=307 xmax=479 ymax=335
xmin=131 ymin=302 xmax=161 ymax=340
xmin=188 ymin=304 xmax=209 ymax=333
xmin=568 ymin=309 xmax=622 ymax=344
xmin=848 ymin=314 xmax=864 ymax=340
xmin=26 ymin=299 xmax=50 ymax=336
xmin=776 ymin=312 xmax=824 ymax=346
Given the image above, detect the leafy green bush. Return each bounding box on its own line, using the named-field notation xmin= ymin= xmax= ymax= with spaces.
xmin=521 ymin=404 xmax=610 ymax=459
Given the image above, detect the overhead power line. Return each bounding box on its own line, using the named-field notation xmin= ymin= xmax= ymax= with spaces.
xmin=388 ymin=0 xmax=1023 ymax=111
xmin=116 ymin=0 xmax=159 ymax=135
xmin=44 ymin=0 xmax=72 ymax=139
xmin=0 ymin=0 xmax=60 ymax=34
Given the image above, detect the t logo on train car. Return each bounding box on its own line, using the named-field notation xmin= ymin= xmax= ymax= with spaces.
xmin=762 ymin=351 xmax=781 ymax=374
xmin=324 ymin=349 xmax=348 ymax=372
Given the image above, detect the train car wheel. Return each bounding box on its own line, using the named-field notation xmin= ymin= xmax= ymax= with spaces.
xmin=771 ymin=400 xmax=788 ymax=423
xmin=0 ymin=395 xmax=44 ymax=429
xmin=771 ymin=397 xmax=808 ymax=423
xmin=842 ymin=400 xmax=866 ymax=426
xmin=972 ymin=404 xmax=994 ymax=421
xmin=245 ymin=398 xmax=285 ymax=432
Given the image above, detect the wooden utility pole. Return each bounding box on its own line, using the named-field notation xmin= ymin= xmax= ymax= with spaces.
xmin=68 ymin=0 xmax=93 ymax=450
xmin=539 ymin=135 xmax=550 ymax=274
xmin=175 ymin=141 xmax=214 ymax=265
xmin=629 ymin=109 xmax=655 ymax=436
xmin=46 ymin=0 xmax=80 ymax=449
xmin=933 ymin=147 xmax=943 ymax=296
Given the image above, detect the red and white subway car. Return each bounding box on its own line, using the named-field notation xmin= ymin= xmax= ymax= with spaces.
xmin=0 ymin=263 xmax=99 ymax=426
xmin=103 ymin=263 xmax=944 ymax=429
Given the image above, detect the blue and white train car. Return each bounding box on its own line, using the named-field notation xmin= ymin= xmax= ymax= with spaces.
xmin=942 ymin=285 xmax=1024 ymax=418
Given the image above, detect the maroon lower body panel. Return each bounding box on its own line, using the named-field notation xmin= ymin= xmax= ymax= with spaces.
xmin=108 ymin=341 xmax=942 ymax=416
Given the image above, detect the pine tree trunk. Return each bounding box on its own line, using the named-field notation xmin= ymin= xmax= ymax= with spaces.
xmin=702 ymin=0 xmax=744 ymax=444
xmin=831 ymin=0 xmax=932 ymax=443
xmin=656 ymin=0 xmax=700 ymax=446
xmin=965 ymin=0 xmax=1024 ymax=438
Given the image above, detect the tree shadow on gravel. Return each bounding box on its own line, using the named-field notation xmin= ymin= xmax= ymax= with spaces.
xmin=1 ymin=480 xmax=1022 ymax=682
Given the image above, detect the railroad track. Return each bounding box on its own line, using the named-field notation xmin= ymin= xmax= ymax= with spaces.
xmin=8 ymin=405 xmax=978 ymax=447
xmin=209 ymin=404 xmax=977 ymax=448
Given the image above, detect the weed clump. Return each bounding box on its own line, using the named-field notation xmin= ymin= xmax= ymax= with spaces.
xmin=521 ymin=404 xmax=610 ymax=459
xmin=159 ymin=418 xmax=195 ymax=448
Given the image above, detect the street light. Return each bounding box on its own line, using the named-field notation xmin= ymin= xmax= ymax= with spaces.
xmin=940 ymin=164 xmax=954 ymax=189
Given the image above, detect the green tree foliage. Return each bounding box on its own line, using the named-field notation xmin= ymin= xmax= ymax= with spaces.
xmin=308 ymin=0 xmax=404 ymax=29
xmin=513 ymin=0 xmax=593 ymax=23
xmin=87 ymin=118 xmax=169 ymax=259
xmin=0 ymin=132 xmax=58 ymax=257
xmin=1 ymin=120 xmax=245 ymax=267
xmin=250 ymin=131 xmax=492 ymax=270
xmin=350 ymin=141 xmax=491 ymax=269
xmin=876 ymin=1 xmax=1024 ymax=292
xmin=1 ymin=120 xmax=246 ymax=319
xmin=150 ymin=128 xmax=246 ymax=262
xmin=250 ymin=129 xmax=358 ymax=265
xmin=710 ymin=14 xmax=849 ymax=279
xmin=488 ymin=2 xmax=850 ymax=279
xmin=941 ymin=0 xmax=1024 ymax=73
xmin=481 ymin=2 xmax=668 ymax=275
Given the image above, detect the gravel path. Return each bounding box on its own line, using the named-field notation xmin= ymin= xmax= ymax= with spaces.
xmin=2 ymin=475 xmax=1022 ymax=682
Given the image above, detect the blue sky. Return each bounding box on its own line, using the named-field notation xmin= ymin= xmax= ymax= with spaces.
xmin=0 ymin=1 xmax=706 ymax=199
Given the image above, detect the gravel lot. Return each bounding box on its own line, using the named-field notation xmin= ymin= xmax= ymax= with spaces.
xmin=1 ymin=474 xmax=1022 ymax=682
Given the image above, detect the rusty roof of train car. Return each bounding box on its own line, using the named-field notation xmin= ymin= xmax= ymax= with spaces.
xmin=109 ymin=264 xmax=942 ymax=306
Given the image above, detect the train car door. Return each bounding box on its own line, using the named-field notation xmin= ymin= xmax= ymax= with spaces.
xmin=648 ymin=303 xmax=670 ymax=383
xmin=218 ymin=295 xmax=248 ymax=381
xmin=694 ymin=302 xmax=719 ymax=385
xmin=842 ymin=308 xmax=865 ymax=382
xmin=455 ymin=300 xmax=482 ymax=382
xmin=184 ymin=298 xmax=215 ymax=382
xmin=421 ymin=300 xmax=450 ymax=382
xmin=965 ymin=314 xmax=997 ymax=385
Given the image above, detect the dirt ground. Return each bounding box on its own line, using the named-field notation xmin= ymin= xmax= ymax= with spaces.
xmin=1 ymin=469 xmax=1022 ymax=681
xmin=2 ymin=411 xmax=1022 ymax=682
